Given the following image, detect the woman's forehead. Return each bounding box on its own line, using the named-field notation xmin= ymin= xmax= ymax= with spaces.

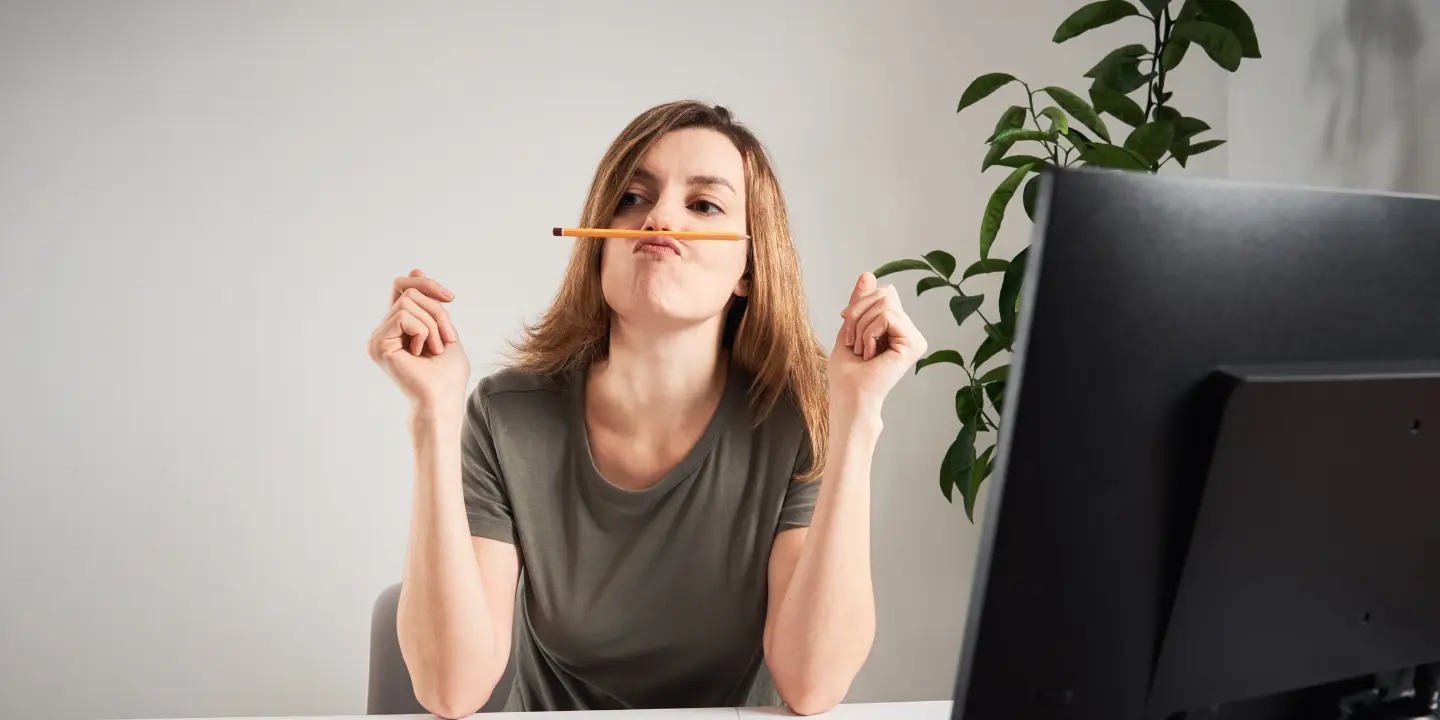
xmin=636 ymin=128 xmax=745 ymax=187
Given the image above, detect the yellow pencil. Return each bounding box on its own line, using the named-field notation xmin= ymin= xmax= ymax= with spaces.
xmin=552 ymin=227 xmax=748 ymax=241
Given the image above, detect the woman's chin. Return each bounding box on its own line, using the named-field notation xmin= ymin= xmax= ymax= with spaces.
xmin=612 ymin=295 xmax=720 ymax=329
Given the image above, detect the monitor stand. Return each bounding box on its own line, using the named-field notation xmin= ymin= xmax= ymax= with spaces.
xmin=1339 ymin=663 xmax=1438 ymax=720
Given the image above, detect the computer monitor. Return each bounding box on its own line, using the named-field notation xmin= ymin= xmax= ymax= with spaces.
xmin=953 ymin=168 xmax=1440 ymax=720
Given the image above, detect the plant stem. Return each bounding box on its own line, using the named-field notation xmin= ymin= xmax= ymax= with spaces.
xmin=1019 ymin=81 xmax=1061 ymax=165
xmin=1144 ymin=13 xmax=1161 ymax=119
xmin=1145 ymin=7 xmax=1173 ymax=121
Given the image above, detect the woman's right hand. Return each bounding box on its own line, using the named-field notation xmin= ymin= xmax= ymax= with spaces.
xmin=368 ymin=269 xmax=470 ymax=415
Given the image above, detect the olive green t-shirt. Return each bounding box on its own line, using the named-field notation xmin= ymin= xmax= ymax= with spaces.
xmin=459 ymin=362 xmax=821 ymax=711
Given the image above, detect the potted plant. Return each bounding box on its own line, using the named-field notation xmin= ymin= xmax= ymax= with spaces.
xmin=876 ymin=0 xmax=1260 ymax=520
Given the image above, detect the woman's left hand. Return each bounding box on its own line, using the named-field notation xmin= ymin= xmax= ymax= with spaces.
xmin=830 ymin=272 xmax=928 ymax=419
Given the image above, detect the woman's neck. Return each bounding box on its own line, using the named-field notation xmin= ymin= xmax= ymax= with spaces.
xmin=587 ymin=317 xmax=730 ymax=435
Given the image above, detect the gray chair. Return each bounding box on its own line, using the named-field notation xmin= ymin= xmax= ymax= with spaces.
xmin=367 ymin=583 xmax=515 ymax=715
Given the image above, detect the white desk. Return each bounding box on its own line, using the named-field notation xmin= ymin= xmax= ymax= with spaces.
xmin=160 ymin=701 xmax=953 ymax=720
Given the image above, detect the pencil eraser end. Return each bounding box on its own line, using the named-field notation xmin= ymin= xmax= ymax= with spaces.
xmin=551 ymin=227 xmax=562 ymax=236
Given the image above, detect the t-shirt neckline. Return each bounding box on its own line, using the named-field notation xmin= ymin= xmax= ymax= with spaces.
xmin=570 ymin=361 xmax=745 ymax=504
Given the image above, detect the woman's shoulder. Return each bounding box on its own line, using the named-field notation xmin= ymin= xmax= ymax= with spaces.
xmin=467 ymin=365 xmax=578 ymax=427
xmin=474 ymin=365 xmax=573 ymax=397
xmin=731 ymin=367 xmax=809 ymax=443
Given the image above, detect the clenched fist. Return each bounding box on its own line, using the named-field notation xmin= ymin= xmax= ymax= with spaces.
xmin=367 ymin=269 xmax=469 ymax=415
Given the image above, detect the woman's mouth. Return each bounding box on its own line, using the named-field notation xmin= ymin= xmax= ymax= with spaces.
xmin=634 ymin=237 xmax=683 ymax=256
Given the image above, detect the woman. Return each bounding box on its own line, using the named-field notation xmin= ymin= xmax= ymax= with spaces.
xmin=367 ymin=101 xmax=926 ymax=718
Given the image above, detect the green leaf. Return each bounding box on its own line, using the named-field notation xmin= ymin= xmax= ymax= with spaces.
xmin=1090 ymin=87 xmax=1146 ymax=127
xmin=981 ymin=141 xmax=1013 ymax=172
xmin=1140 ymin=0 xmax=1173 ymax=12
xmin=1084 ymin=44 xmax=1149 ymax=93
xmin=1198 ymin=0 xmax=1260 ymax=58
xmin=923 ymin=250 xmax=957 ymax=279
xmin=916 ymin=276 xmax=950 ymax=295
xmin=992 ymin=154 xmax=1048 ymax=169
xmin=985 ymin=380 xmax=1007 ymax=414
xmin=1162 ymin=38 xmax=1191 ymax=71
xmin=939 ymin=421 xmax=978 ymax=503
xmin=982 ymin=130 xmax=1053 ymax=172
xmin=1053 ymin=1 xmax=1141 ymax=43
xmin=962 ymin=258 xmax=1010 ymax=280
xmin=998 ymin=247 xmax=1028 ymax=330
xmin=1154 ymin=106 xmax=1182 ymax=123
xmin=1083 ymin=44 xmax=1147 ymax=78
xmin=1112 ymin=70 xmax=1158 ymax=96
xmin=1022 ymin=174 xmax=1041 ymax=222
xmin=978 ymin=364 xmax=1010 ymax=385
xmin=958 ymin=73 xmax=1018 ymax=112
xmin=1170 ymin=20 xmax=1242 ymax=72
xmin=1187 ymin=138 xmax=1226 ymax=156
xmin=962 ymin=445 xmax=996 ymax=521
xmin=955 ymin=386 xmax=982 ymax=423
xmin=1038 ymin=106 xmax=1069 ymax=135
xmin=992 ymin=128 xmax=1057 ymax=145
xmin=1079 ymin=142 xmax=1151 ymax=170
xmin=916 ymin=349 xmax=965 ymax=373
xmin=875 ymin=259 xmax=931 ymax=277
xmin=1172 ymin=137 xmax=1193 ymax=167
xmin=950 ymin=293 xmax=984 ymax=327
xmin=1041 ymin=87 xmax=1110 ymax=142
xmin=1175 ymin=117 xmax=1211 ymax=138
xmin=1124 ymin=121 xmax=1175 ymax=166
xmin=979 ymin=164 xmax=1033 ymax=260
xmin=987 ymin=105 xmax=1028 ymax=142
xmin=973 ymin=334 xmax=1006 ymax=371
xmin=1065 ymin=126 xmax=1094 ymax=153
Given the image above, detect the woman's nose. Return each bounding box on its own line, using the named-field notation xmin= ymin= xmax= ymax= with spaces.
xmin=643 ymin=193 xmax=684 ymax=232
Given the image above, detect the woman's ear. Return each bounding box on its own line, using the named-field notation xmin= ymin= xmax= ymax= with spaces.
xmin=734 ymin=274 xmax=751 ymax=298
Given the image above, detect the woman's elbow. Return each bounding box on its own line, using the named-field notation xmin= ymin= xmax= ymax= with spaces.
xmin=413 ymin=681 xmax=490 ymax=720
xmin=781 ymin=686 xmax=846 ymax=716
xmin=406 ymin=657 xmax=501 ymax=720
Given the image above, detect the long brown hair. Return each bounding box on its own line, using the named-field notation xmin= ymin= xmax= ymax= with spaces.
xmin=508 ymin=100 xmax=829 ymax=479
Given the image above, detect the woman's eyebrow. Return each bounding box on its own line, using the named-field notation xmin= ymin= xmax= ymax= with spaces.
xmin=631 ymin=167 xmax=736 ymax=194
xmin=688 ymin=175 xmax=736 ymax=194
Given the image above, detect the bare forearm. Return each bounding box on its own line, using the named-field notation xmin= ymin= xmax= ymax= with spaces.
xmin=397 ymin=410 xmax=502 ymax=710
xmin=768 ymin=411 xmax=880 ymax=711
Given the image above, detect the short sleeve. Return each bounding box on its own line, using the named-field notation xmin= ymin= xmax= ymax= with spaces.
xmin=777 ymin=428 xmax=821 ymax=534
xmin=461 ymin=385 xmax=516 ymax=544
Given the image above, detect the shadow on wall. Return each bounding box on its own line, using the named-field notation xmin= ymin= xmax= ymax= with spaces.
xmin=1306 ymin=0 xmax=1440 ymax=194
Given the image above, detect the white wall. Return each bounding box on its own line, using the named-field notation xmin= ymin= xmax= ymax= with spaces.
xmin=0 ymin=2 xmax=1226 ymax=719
xmin=1229 ymin=0 xmax=1440 ymax=194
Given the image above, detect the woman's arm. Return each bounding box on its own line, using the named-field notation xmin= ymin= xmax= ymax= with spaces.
xmin=762 ymin=408 xmax=880 ymax=716
xmin=763 ymin=271 xmax=926 ymax=715
xmin=396 ymin=409 xmax=519 ymax=720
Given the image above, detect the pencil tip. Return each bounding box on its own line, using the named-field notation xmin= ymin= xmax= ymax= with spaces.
xmin=552 ymin=228 xmax=562 ymax=236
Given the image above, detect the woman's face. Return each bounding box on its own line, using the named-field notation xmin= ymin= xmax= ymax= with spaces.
xmin=600 ymin=127 xmax=751 ymax=329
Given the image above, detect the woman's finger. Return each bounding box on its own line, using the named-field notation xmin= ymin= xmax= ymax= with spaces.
xmin=371 ymin=306 xmax=432 ymax=358
xmin=402 ymin=288 xmax=457 ymax=344
xmin=396 ymin=295 xmax=443 ymax=355
xmin=841 ymin=285 xmax=894 ymax=348
xmin=393 ymin=308 xmax=434 ymax=357
xmin=855 ymin=299 xmax=895 ymax=361
xmin=390 ymin=272 xmax=453 ymax=307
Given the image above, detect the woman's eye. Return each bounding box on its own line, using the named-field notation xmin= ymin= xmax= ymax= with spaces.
xmin=691 ymin=200 xmax=722 ymax=215
xmin=617 ymin=192 xmax=645 ymax=209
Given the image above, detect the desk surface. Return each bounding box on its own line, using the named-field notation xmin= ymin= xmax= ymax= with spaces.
xmin=158 ymin=701 xmax=953 ymax=720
